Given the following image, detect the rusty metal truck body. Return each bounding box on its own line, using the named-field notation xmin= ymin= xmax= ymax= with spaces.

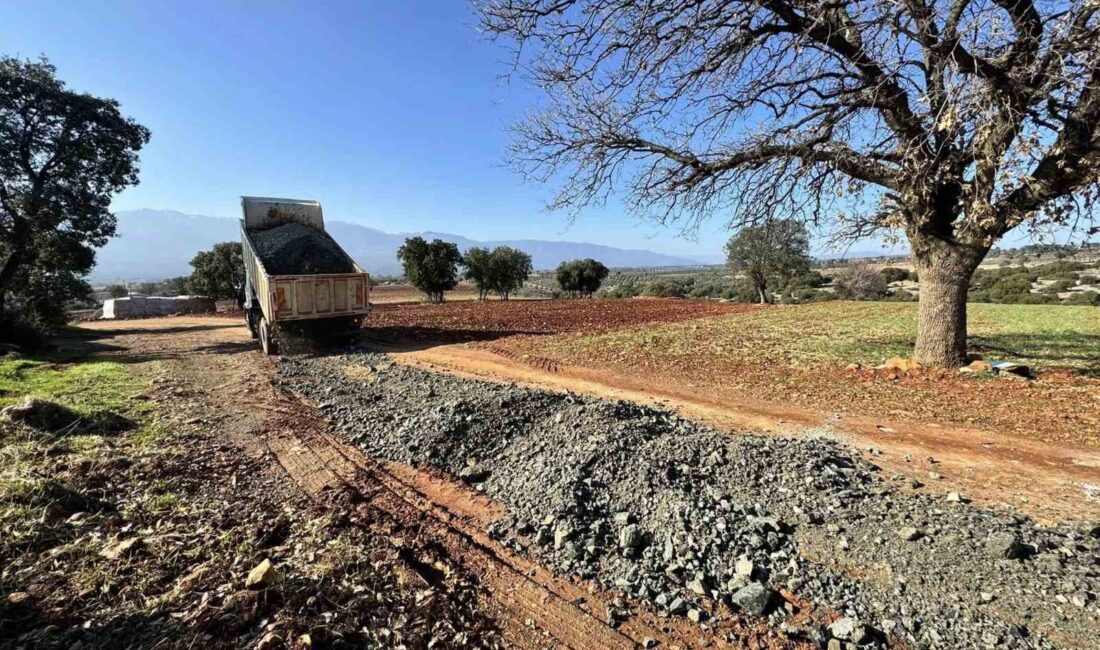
xmin=240 ymin=197 xmax=370 ymax=354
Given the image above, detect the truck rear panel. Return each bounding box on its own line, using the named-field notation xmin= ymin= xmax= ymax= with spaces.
xmin=240 ymin=197 xmax=371 ymax=325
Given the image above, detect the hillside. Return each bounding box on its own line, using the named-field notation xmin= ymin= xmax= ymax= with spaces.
xmin=91 ymin=209 xmax=704 ymax=280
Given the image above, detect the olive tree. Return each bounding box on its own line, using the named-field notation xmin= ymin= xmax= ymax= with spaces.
xmin=0 ymin=57 xmax=150 ymax=325
xmin=477 ymin=1 xmax=1100 ymax=366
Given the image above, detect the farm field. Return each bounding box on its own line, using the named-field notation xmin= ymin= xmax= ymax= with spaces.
xmin=367 ymin=297 xmax=761 ymax=340
xmin=491 ymin=301 xmax=1099 ymax=448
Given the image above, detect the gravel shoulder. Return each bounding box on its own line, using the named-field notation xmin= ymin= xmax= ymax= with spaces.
xmin=283 ymin=349 xmax=1100 ymax=650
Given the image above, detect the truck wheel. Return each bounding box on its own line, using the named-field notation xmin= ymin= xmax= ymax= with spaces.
xmin=259 ymin=317 xmax=279 ymax=356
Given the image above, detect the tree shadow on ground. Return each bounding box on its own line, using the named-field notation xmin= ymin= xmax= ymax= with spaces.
xmin=968 ymin=333 xmax=1100 ymax=374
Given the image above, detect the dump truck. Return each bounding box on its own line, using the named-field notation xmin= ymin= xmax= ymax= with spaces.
xmin=240 ymin=196 xmax=371 ymax=354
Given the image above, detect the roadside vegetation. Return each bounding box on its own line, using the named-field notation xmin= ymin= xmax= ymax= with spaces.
xmin=0 ymin=349 xmax=496 ymax=648
xmin=593 ymin=256 xmax=1100 ymax=307
xmin=0 ymin=57 xmax=149 ymax=350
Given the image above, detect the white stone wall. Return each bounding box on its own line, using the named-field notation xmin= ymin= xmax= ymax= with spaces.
xmin=101 ymin=296 xmax=216 ymax=319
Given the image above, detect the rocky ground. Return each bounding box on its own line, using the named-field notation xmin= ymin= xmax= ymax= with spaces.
xmin=282 ymin=351 xmax=1100 ymax=649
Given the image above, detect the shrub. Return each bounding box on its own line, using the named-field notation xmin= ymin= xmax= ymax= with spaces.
xmin=880 ymin=267 xmax=913 ymax=283
xmin=832 ymin=266 xmax=889 ymax=300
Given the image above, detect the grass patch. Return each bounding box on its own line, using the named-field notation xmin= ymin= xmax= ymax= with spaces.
xmin=539 ymin=301 xmax=1100 ymax=370
xmin=0 ymin=356 xmax=155 ymax=430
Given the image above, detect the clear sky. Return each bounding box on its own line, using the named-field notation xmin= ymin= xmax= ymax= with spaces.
xmin=6 ymin=1 xmax=1049 ymax=260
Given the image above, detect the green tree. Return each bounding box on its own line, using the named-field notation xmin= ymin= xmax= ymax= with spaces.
xmin=186 ymin=242 xmax=245 ymax=303
xmin=397 ymin=236 xmax=462 ymax=303
xmin=105 ymin=283 xmax=128 ymax=299
xmin=478 ymin=1 xmax=1100 ymax=366
xmin=462 ymin=246 xmax=493 ymax=300
xmin=724 ymin=220 xmax=811 ymax=304
xmin=487 ymin=246 xmax=532 ymax=300
xmin=556 ymin=259 xmax=609 ymax=297
xmin=0 ymin=57 xmax=150 ymax=331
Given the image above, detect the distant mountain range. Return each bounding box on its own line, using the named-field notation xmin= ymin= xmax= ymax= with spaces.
xmin=91 ymin=209 xmax=710 ymax=281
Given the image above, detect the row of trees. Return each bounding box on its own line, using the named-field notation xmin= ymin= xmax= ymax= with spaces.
xmin=396 ymin=237 xmax=613 ymax=302
xmin=397 ymin=237 xmax=535 ymax=303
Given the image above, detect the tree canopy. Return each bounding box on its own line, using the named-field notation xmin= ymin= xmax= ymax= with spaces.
xmin=556 ymin=258 xmax=609 ymax=296
xmin=0 ymin=56 xmax=150 ymax=330
xmin=397 ymin=237 xmax=463 ymax=303
xmin=724 ymin=220 xmax=811 ymax=304
xmin=477 ymin=1 xmax=1100 ymax=366
xmin=464 ymin=245 xmax=533 ymax=300
xmin=186 ymin=242 xmax=245 ymax=303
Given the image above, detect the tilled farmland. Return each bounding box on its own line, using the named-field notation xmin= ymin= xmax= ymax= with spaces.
xmin=367 ymin=298 xmax=763 ymax=340
xmin=281 ymin=351 xmax=1100 ymax=650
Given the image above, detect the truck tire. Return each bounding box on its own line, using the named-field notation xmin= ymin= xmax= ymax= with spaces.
xmin=259 ymin=317 xmax=279 ymax=356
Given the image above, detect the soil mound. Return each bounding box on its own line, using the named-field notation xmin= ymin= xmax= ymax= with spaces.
xmin=249 ymin=222 xmax=356 ymax=275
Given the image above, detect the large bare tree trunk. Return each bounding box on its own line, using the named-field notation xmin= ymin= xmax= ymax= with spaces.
xmin=912 ymin=240 xmax=986 ymax=367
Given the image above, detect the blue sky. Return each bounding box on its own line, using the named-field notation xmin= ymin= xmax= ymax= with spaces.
xmin=5 ymin=1 xmax=1050 ymax=260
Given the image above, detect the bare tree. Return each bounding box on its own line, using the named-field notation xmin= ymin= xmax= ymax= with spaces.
xmin=476 ymin=0 xmax=1100 ymax=366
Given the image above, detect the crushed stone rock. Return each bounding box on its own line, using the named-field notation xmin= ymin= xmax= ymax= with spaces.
xmin=248 ymin=222 xmax=355 ymax=276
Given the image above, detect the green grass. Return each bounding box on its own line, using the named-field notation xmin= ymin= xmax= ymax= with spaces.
xmin=0 ymin=358 xmax=152 ymax=415
xmin=543 ymin=301 xmax=1100 ymax=370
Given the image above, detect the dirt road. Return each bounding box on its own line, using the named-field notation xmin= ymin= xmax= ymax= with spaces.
xmin=387 ymin=342 xmax=1100 ymax=524
xmin=75 ymin=317 xmax=808 ymax=649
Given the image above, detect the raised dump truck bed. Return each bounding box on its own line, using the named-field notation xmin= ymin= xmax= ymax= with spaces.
xmin=240 ymin=197 xmax=370 ymax=354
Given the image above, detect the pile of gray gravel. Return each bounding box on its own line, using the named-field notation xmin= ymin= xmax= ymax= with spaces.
xmin=280 ymin=352 xmax=1099 ymax=649
xmin=248 ymin=222 xmax=356 ymax=276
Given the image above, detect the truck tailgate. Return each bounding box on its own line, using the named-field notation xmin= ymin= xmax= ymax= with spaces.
xmin=269 ymin=273 xmax=370 ymax=321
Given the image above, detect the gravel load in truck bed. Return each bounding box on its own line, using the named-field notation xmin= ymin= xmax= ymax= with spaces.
xmin=248 ymin=222 xmax=356 ymax=276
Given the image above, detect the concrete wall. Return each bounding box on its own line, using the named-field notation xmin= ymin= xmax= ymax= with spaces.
xmin=102 ymin=296 xmax=216 ymax=319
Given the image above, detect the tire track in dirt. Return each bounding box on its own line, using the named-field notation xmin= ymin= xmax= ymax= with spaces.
xmin=70 ymin=317 xmax=820 ymax=648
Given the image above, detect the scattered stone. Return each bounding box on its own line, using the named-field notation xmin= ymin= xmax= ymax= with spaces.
xmin=897 ymin=526 xmax=922 ymax=541
xmin=554 ymin=524 xmax=573 ymax=549
xmin=1 ymin=398 xmax=82 ymax=432
xmin=6 ymin=592 xmax=30 ymax=605
xmin=735 ymin=557 xmax=754 ymax=577
xmin=829 ymin=616 xmax=856 ymax=640
xmin=880 ymin=357 xmax=920 ymax=372
xmin=613 ymin=511 xmax=634 ymax=526
xmin=687 ymin=608 xmax=706 ymax=623
xmin=730 ymin=583 xmax=772 ymax=616
xmin=457 ymin=464 xmax=491 ymax=484
xmin=100 ymin=537 xmax=144 ymax=561
xmin=985 ymin=532 xmax=1029 ymax=560
xmin=967 ymin=360 xmax=993 ymax=373
xmin=946 ymin=491 xmax=964 ymax=503
xmin=618 ymin=524 xmax=642 ymax=549
xmin=245 ymin=558 xmax=279 ymax=589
